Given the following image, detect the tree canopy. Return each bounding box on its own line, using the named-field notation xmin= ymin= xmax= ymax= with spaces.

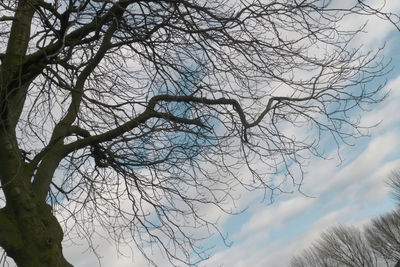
xmin=0 ymin=0 xmax=393 ymax=266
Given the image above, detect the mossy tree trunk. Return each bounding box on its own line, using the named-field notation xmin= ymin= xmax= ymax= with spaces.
xmin=0 ymin=134 xmax=72 ymax=267
xmin=0 ymin=1 xmax=131 ymax=264
xmin=0 ymin=1 xmax=73 ymax=266
xmin=0 ymin=198 xmax=72 ymax=267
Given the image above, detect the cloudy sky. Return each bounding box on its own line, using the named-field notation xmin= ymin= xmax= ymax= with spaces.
xmin=199 ymin=3 xmax=400 ymax=267
xmin=60 ymin=2 xmax=400 ymax=267
xmin=3 ymin=1 xmax=400 ymax=267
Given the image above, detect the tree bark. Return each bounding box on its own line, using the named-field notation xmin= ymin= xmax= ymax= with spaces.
xmin=0 ymin=190 xmax=73 ymax=267
xmin=0 ymin=1 xmax=72 ymax=265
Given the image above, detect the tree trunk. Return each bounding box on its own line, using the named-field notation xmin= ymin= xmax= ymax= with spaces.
xmin=0 ymin=190 xmax=72 ymax=267
xmin=0 ymin=1 xmax=72 ymax=266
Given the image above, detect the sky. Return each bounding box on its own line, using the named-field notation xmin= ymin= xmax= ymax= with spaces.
xmin=3 ymin=1 xmax=400 ymax=267
xmin=199 ymin=3 xmax=400 ymax=266
xmin=60 ymin=2 xmax=400 ymax=267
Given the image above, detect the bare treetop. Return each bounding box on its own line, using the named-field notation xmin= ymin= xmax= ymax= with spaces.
xmin=0 ymin=0 xmax=391 ymax=266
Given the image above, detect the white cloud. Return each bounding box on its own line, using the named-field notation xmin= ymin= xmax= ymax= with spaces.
xmin=362 ymin=75 xmax=400 ymax=132
xmin=333 ymin=0 xmax=400 ymax=49
xmin=236 ymin=196 xmax=315 ymax=240
xmin=200 ymin=67 xmax=400 ymax=266
xmin=202 ymin=198 xmax=389 ymax=267
xmin=4 ymin=3 xmax=400 ymax=267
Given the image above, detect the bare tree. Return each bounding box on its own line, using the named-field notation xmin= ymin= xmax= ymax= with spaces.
xmin=365 ymin=210 xmax=400 ymax=265
xmin=387 ymin=170 xmax=400 ymax=205
xmin=291 ymin=247 xmax=333 ymax=267
xmin=0 ymin=0 xmax=390 ymax=266
xmin=291 ymin=169 xmax=400 ymax=267
xmin=363 ymin=170 xmax=400 ymax=266
xmin=290 ymin=225 xmax=395 ymax=267
xmin=291 ymin=213 xmax=400 ymax=267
